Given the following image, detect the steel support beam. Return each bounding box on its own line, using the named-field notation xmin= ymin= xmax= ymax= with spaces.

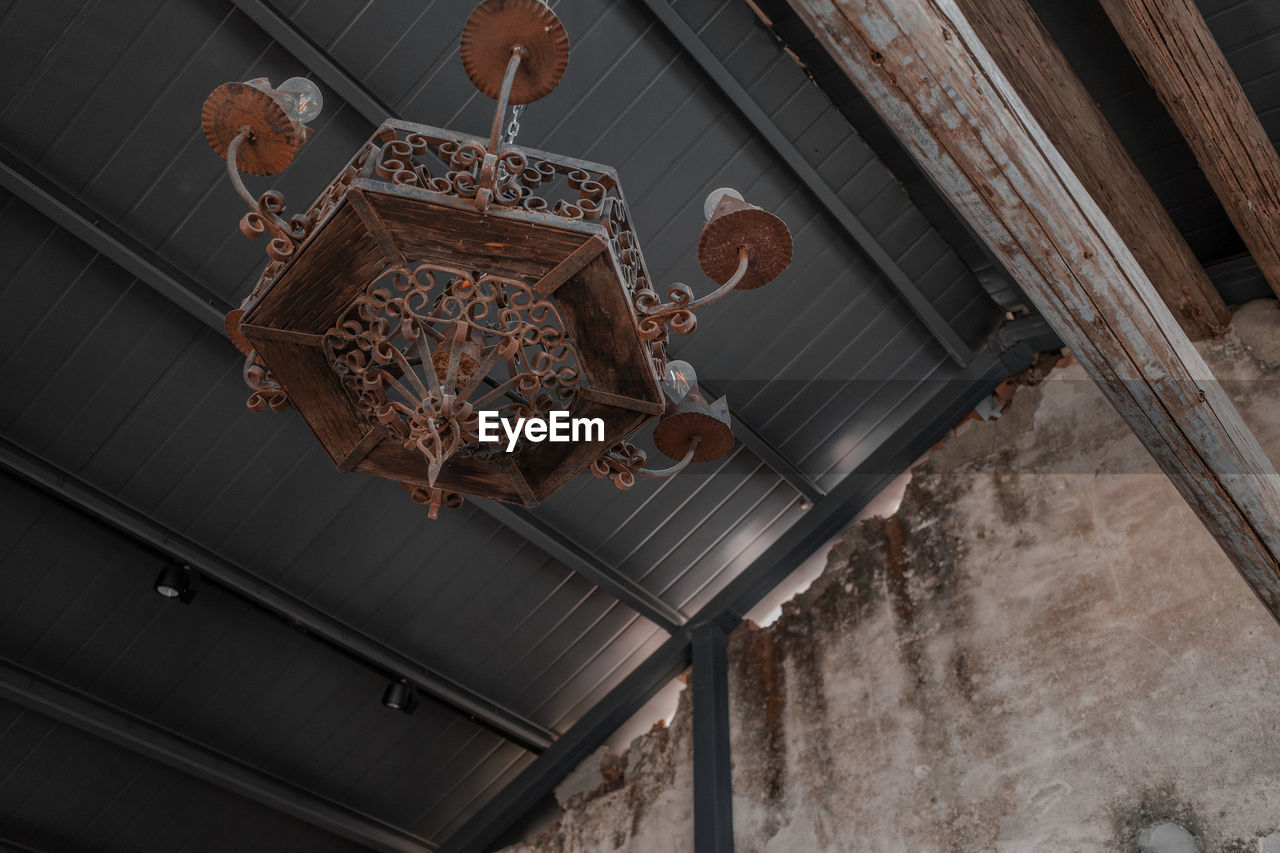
xmin=225 ymin=0 xmax=393 ymax=127
xmin=0 ymin=150 xmax=678 ymax=636
xmin=634 ymin=0 xmax=973 ymax=365
xmin=476 ymin=501 xmax=687 ymax=632
xmin=0 ymin=436 xmax=555 ymax=753
xmin=0 ymin=150 xmax=224 ymax=333
xmin=700 ymin=380 xmax=824 ymax=502
xmin=438 ymin=335 xmax=1038 ymax=852
xmin=787 ymin=0 xmax=1280 ymax=621
xmin=0 ymin=658 xmax=433 ymax=853
xmin=692 ymin=621 xmax=734 ymax=853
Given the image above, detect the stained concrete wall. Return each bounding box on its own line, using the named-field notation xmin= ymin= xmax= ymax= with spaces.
xmin=502 ymin=301 xmax=1280 ymax=853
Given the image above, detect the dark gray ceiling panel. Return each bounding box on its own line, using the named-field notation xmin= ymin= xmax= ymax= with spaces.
xmin=0 ymin=697 xmax=369 ymax=853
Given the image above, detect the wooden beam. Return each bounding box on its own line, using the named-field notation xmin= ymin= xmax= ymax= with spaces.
xmin=954 ymin=0 xmax=1229 ymax=340
xmin=1096 ymin=0 xmax=1280 ymax=300
xmin=786 ymin=0 xmax=1280 ymax=622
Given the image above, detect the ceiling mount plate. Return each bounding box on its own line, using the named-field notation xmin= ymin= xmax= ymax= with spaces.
xmin=460 ymin=0 xmax=570 ymax=105
xmin=698 ymin=198 xmax=794 ymax=291
xmin=201 ymin=82 xmax=303 ymax=176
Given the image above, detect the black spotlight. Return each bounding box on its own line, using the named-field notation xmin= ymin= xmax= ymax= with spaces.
xmin=154 ymin=565 xmax=195 ymax=603
xmin=382 ymin=679 xmax=416 ymax=714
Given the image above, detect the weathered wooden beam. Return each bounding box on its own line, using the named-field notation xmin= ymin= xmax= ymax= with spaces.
xmin=955 ymin=0 xmax=1229 ymax=340
xmin=1096 ymin=0 xmax=1280 ymax=300
xmin=786 ymin=0 xmax=1280 ymax=622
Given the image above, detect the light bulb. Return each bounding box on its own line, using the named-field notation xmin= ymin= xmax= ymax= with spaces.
xmin=703 ymin=187 xmax=744 ymax=222
xmin=278 ymin=77 xmax=323 ymax=123
xmin=663 ymin=360 xmax=697 ymax=402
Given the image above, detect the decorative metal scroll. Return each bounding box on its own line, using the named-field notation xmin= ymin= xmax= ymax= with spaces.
xmin=240 ymin=141 xmax=381 ymax=308
xmin=322 ymin=260 xmax=582 ymax=485
xmin=244 ymin=350 xmax=290 ymax=413
xmin=366 ymin=122 xmax=672 ymax=379
xmin=590 ymin=440 xmax=649 ymax=490
xmin=590 ymin=437 xmax=701 ymax=490
xmin=403 ymin=483 xmax=464 ymax=521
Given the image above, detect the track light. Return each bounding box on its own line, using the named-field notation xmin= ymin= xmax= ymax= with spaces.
xmin=153 ymin=565 xmax=195 ymax=603
xmin=382 ymin=678 xmax=416 ymax=714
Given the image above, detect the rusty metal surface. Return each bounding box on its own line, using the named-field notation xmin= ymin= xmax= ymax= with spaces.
xmin=697 ymin=196 xmax=793 ymax=290
xmin=460 ymin=0 xmax=570 ymax=105
xmin=200 ymin=82 xmax=304 ymax=177
xmin=324 ymin=261 xmax=582 ymax=486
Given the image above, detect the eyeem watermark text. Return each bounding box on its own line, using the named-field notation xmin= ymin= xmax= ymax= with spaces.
xmin=478 ymin=411 xmax=605 ymax=452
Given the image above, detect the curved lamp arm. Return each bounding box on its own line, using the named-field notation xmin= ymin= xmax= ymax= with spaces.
xmin=635 ymin=248 xmax=750 ymax=340
xmin=225 ymin=127 xmax=311 ymax=259
xmin=635 ymin=436 xmax=701 ymax=479
xmin=591 ymin=436 xmax=703 ymax=490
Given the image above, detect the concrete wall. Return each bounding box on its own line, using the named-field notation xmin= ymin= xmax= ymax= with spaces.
xmin=502 ymin=301 xmax=1280 ymax=853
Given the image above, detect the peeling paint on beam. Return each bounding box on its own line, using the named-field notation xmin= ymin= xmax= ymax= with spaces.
xmin=786 ymin=0 xmax=1280 ymax=620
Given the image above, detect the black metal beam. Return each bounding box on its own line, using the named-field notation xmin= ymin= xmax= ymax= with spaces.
xmin=692 ymin=620 xmax=734 ymax=853
xmin=225 ymin=0 xmax=394 ymax=127
xmin=632 ymin=0 xmax=974 ymax=366
xmin=476 ymin=501 xmax=687 ymax=632
xmin=0 ymin=149 xmax=680 ymax=636
xmin=437 ymin=333 xmax=1041 ymax=852
xmin=700 ymin=380 xmax=824 ymax=503
xmin=0 ymin=436 xmax=556 ymax=754
xmin=0 ymin=151 xmax=224 ymax=333
xmin=437 ymin=631 xmax=692 ymax=853
xmin=0 ymin=658 xmax=434 ymax=853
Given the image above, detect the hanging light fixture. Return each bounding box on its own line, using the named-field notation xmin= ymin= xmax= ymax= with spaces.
xmin=200 ymin=0 xmax=793 ymax=518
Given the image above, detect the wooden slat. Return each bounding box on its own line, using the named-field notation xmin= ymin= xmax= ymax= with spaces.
xmin=239 ymin=324 xmax=324 ymax=347
xmin=786 ymin=0 xmax=1280 ymax=622
xmin=534 ymin=235 xmax=607 ymax=296
xmin=1096 ymin=0 xmax=1280 ymax=300
xmin=955 ymin=0 xmax=1229 ymax=339
xmin=348 ymin=189 xmax=408 ymax=266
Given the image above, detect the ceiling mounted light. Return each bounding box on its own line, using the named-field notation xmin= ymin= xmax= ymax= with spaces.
xmin=153 ymin=565 xmax=195 ymax=603
xmin=382 ymin=679 xmax=416 ymax=714
xmin=200 ymin=0 xmax=793 ymax=518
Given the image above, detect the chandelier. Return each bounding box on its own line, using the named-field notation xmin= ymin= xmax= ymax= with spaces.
xmin=201 ymin=0 xmax=793 ymax=517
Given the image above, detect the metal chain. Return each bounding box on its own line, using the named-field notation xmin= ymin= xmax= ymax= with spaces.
xmin=503 ymin=0 xmax=553 ymax=147
xmin=505 ymin=104 xmax=523 ymax=146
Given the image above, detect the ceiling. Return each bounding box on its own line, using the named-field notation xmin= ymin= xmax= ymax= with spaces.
xmin=0 ymin=0 xmax=1273 ymax=850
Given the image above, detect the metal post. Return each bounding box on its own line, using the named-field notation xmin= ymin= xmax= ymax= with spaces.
xmin=692 ymin=621 xmax=734 ymax=853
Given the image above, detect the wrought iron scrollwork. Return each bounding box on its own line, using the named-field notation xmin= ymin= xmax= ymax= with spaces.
xmin=243 ymin=350 xmax=290 ymax=413
xmin=403 ymin=483 xmax=465 ymax=520
xmin=589 ymin=437 xmax=701 ymax=490
xmin=632 ymin=248 xmax=750 ymax=342
xmin=323 ymin=260 xmax=582 ymax=486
